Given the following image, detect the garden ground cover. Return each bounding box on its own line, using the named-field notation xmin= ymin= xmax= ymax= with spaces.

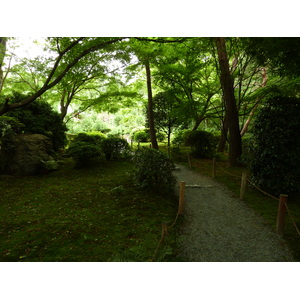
xmin=0 ymin=158 xmax=178 ymax=262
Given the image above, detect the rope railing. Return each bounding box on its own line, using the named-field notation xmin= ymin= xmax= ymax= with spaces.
xmin=180 ymin=150 xmax=300 ymax=238
xmin=151 ymin=181 xmax=185 ymax=262
xmin=284 ymin=202 xmax=300 ymax=236
xmin=245 ymin=177 xmax=279 ymax=202
xmin=241 ymin=176 xmax=300 ymax=237
xmin=152 ymin=152 xmax=300 ymax=261
xmin=215 ymin=161 xmax=242 ymax=178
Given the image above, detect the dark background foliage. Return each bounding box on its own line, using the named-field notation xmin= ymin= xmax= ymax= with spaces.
xmin=249 ymin=96 xmax=300 ymax=197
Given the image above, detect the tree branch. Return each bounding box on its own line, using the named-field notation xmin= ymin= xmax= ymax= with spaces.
xmin=0 ymin=37 xmax=125 ymax=115
xmin=134 ymin=37 xmax=188 ymax=43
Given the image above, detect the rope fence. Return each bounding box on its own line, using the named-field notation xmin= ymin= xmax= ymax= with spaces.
xmin=151 ymin=181 xmax=185 ymax=262
xmin=173 ymin=148 xmax=300 ymax=238
xmin=152 ymin=147 xmax=300 ymax=260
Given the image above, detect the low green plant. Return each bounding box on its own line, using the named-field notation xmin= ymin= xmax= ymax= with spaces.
xmin=66 ymin=133 xmax=103 ymax=168
xmin=183 ymin=130 xmax=217 ymax=158
xmin=156 ymin=132 xmax=166 ymax=142
xmin=171 ymin=129 xmax=190 ymax=146
xmin=101 ymin=137 xmax=130 ymax=161
xmin=110 ymin=185 xmax=125 ymax=196
xmin=133 ymin=148 xmax=176 ymax=193
xmin=133 ymin=130 xmax=149 ymax=143
xmin=40 ymin=159 xmax=59 ymax=171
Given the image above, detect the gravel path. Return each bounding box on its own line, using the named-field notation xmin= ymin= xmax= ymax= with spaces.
xmin=173 ymin=165 xmax=294 ymax=262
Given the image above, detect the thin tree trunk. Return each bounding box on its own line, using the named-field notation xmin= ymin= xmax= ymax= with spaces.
xmin=216 ymin=37 xmax=242 ymax=166
xmin=240 ymin=68 xmax=267 ymax=137
xmin=60 ymin=90 xmax=68 ymax=120
xmin=240 ymin=101 xmax=259 ymax=137
xmin=0 ymin=38 xmax=7 ymax=92
xmin=217 ymin=116 xmax=229 ymax=152
xmin=167 ymin=131 xmax=171 ymax=147
xmin=145 ymin=60 xmax=159 ymax=149
xmin=192 ymin=116 xmax=205 ymax=131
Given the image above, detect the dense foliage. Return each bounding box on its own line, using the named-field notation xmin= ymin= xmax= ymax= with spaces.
xmin=101 ymin=137 xmax=130 ymax=161
xmin=133 ymin=130 xmax=150 ymax=142
xmin=182 ymin=130 xmax=217 ymax=158
xmin=133 ymin=148 xmax=176 ymax=193
xmin=249 ymin=96 xmax=300 ymax=196
xmin=66 ymin=133 xmax=103 ymax=168
xmin=3 ymin=93 xmax=67 ymax=150
xmin=243 ymin=38 xmax=300 ymax=78
xmin=0 ymin=116 xmax=24 ymax=172
xmin=0 ymin=116 xmax=24 ymax=137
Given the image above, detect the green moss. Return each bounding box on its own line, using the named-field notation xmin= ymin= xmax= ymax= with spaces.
xmin=0 ymin=159 xmax=178 ymax=261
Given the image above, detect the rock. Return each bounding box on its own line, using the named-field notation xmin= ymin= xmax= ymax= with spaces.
xmin=0 ymin=134 xmax=56 ymax=176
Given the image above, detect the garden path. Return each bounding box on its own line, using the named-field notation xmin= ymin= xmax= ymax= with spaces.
xmin=172 ymin=164 xmax=294 ymax=262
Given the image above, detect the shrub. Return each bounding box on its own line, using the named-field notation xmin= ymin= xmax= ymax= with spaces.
xmin=183 ymin=130 xmax=217 ymax=158
xmin=156 ymin=132 xmax=165 ymax=142
xmin=66 ymin=133 xmax=102 ymax=168
xmin=0 ymin=116 xmax=24 ymax=137
xmin=133 ymin=130 xmax=149 ymax=143
xmin=101 ymin=137 xmax=130 ymax=161
xmin=72 ymin=133 xmax=99 ymax=144
xmin=172 ymin=129 xmax=190 ymax=146
xmin=133 ymin=148 xmax=176 ymax=193
xmin=86 ymin=131 xmax=107 ymax=140
xmin=240 ymin=133 xmax=254 ymax=166
xmin=249 ymin=96 xmax=300 ymax=196
xmin=3 ymin=92 xmax=67 ymax=150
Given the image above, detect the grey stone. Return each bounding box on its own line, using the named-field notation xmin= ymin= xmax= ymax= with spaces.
xmin=0 ymin=134 xmax=56 ymax=176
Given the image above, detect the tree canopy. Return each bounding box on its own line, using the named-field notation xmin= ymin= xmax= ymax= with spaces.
xmin=1 ymin=37 xmax=300 ymax=167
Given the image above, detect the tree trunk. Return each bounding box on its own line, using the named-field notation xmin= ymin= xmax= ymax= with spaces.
xmin=192 ymin=116 xmax=205 ymax=131
xmin=60 ymin=90 xmax=68 ymax=120
xmin=145 ymin=60 xmax=159 ymax=149
xmin=60 ymin=90 xmax=75 ymax=121
xmin=0 ymin=38 xmax=7 ymax=91
xmin=167 ymin=124 xmax=172 ymax=148
xmin=217 ymin=116 xmax=229 ymax=152
xmin=240 ymin=68 xmax=267 ymax=137
xmin=240 ymin=102 xmax=258 ymax=137
xmin=215 ymin=37 xmax=242 ymax=166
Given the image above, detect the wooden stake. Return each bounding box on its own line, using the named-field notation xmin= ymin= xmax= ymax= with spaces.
xmin=240 ymin=172 xmax=247 ymax=200
xmin=212 ymin=157 xmax=216 ymax=178
xmin=187 ymin=153 xmax=192 ymax=169
xmin=277 ymin=194 xmax=288 ymax=236
xmin=179 ymin=181 xmax=185 ymax=215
